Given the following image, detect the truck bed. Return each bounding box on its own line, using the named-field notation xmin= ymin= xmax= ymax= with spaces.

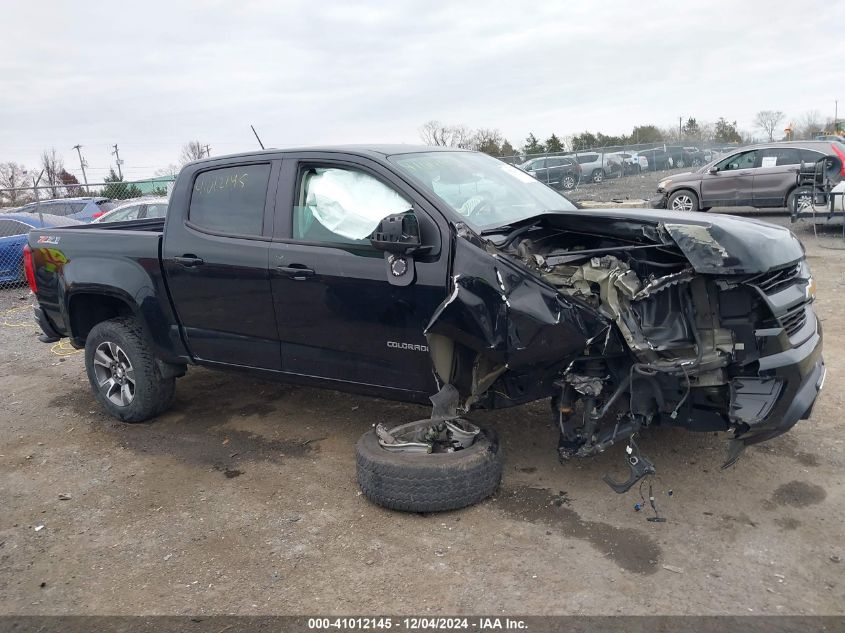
xmin=26 ymin=220 xmax=183 ymax=361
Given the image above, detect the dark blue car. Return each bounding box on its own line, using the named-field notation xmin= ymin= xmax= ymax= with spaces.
xmin=0 ymin=213 xmax=81 ymax=284
xmin=17 ymin=197 xmax=115 ymax=223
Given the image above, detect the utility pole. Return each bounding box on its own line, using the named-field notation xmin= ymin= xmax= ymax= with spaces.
xmin=72 ymin=145 xmax=89 ymax=193
xmin=203 ymin=144 xmax=211 ymax=158
xmin=836 ymin=100 xmax=839 ymax=133
xmin=679 ymin=116 xmax=683 ymax=141
xmin=111 ymin=143 xmax=123 ymax=180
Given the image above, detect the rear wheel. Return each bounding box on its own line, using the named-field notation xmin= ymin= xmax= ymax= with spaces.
xmin=84 ymin=317 xmax=175 ymax=423
xmin=668 ymin=190 xmax=700 ymax=212
xmin=787 ymin=188 xmax=814 ymax=215
xmin=591 ymin=169 xmax=604 ymax=183
xmin=561 ymin=173 xmax=577 ymax=190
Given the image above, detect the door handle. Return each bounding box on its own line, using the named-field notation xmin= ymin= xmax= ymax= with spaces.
xmin=276 ymin=264 xmax=315 ymax=280
xmin=174 ymin=255 xmax=204 ymax=268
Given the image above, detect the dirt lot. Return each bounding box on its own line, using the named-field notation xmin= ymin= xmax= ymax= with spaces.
xmin=566 ymin=167 xmax=692 ymax=204
xmin=0 ymin=211 xmax=843 ymax=616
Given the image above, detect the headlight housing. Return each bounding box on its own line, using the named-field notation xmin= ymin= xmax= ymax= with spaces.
xmin=657 ymin=179 xmax=672 ymax=191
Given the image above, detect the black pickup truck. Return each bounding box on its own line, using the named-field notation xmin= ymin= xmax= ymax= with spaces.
xmin=25 ymin=146 xmax=824 ymax=511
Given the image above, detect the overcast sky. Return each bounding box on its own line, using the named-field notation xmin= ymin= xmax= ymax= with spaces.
xmin=1 ymin=0 xmax=842 ymax=182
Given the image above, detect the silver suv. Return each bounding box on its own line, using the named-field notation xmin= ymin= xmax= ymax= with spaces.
xmin=568 ymin=152 xmax=623 ymax=183
xmin=652 ymin=140 xmax=845 ymax=212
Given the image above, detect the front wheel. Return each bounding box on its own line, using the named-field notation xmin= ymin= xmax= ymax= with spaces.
xmin=84 ymin=317 xmax=175 ymax=422
xmin=356 ymin=424 xmax=503 ymax=512
xmin=591 ymin=169 xmax=604 ymax=183
xmin=667 ymin=190 xmax=700 ymax=212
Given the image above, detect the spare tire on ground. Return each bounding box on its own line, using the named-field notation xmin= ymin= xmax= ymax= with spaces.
xmin=356 ymin=425 xmax=503 ymax=512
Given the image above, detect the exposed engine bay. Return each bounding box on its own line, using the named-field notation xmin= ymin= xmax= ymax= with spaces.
xmin=424 ymin=211 xmax=820 ymax=492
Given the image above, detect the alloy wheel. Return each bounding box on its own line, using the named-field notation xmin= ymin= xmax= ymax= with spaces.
xmin=671 ymin=194 xmax=695 ymax=212
xmin=92 ymin=341 xmax=136 ymax=406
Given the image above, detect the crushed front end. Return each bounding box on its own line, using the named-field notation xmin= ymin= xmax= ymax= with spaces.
xmin=425 ymin=211 xmax=823 ymax=489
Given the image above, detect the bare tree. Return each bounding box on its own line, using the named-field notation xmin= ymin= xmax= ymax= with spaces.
xmin=155 ymin=164 xmax=180 ymax=178
xmin=58 ymin=169 xmax=83 ymax=197
xmin=180 ymin=141 xmax=208 ymax=164
xmin=41 ymin=148 xmax=64 ymax=198
xmin=471 ymin=128 xmax=504 ymax=155
xmin=753 ymin=110 xmax=785 ymax=142
xmin=419 ymin=120 xmax=450 ymax=146
xmin=798 ymin=110 xmax=824 ymax=140
xmin=418 ymin=121 xmax=473 ymax=148
xmin=0 ymin=162 xmax=29 ymax=206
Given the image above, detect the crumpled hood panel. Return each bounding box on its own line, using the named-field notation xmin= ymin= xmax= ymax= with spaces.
xmin=537 ymin=210 xmax=805 ymax=274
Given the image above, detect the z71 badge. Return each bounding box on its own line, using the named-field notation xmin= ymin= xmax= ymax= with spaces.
xmin=37 ymin=235 xmax=60 ymax=245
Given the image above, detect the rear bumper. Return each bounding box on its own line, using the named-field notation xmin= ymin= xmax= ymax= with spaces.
xmin=34 ymin=305 xmax=62 ymax=342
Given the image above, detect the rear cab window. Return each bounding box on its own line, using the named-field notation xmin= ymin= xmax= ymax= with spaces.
xmin=188 ymin=164 xmax=271 ymax=237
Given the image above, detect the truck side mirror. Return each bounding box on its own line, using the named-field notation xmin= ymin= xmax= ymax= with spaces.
xmin=370 ymin=211 xmax=422 ymax=254
xmin=708 ymin=167 xmax=718 ymax=175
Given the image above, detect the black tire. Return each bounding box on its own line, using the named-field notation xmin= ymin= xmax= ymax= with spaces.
xmin=561 ymin=173 xmax=577 ymax=190
xmin=787 ymin=188 xmax=814 ymax=214
xmin=667 ymin=190 xmax=700 ymax=212
xmin=356 ymin=426 xmax=503 ymax=512
xmin=591 ymin=169 xmax=604 ymax=183
xmin=84 ymin=317 xmax=175 ymax=423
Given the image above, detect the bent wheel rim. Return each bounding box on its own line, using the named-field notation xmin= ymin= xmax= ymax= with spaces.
xmin=671 ymin=195 xmax=694 ymax=212
xmin=92 ymin=341 xmax=136 ymax=406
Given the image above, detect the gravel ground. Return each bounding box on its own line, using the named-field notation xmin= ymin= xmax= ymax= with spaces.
xmin=0 ymin=211 xmax=843 ymax=616
xmin=566 ymin=168 xmax=691 ymax=204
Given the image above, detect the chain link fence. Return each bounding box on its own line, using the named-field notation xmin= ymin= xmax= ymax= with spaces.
xmin=0 ymin=176 xmax=175 ymax=291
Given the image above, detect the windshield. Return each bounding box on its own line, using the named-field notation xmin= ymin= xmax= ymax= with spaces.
xmin=389 ymin=151 xmax=577 ymax=231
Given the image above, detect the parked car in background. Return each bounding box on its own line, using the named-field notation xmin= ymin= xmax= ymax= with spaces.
xmin=815 ymin=134 xmax=845 ymax=143
xmin=569 ymin=152 xmax=619 ymax=183
xmin=612 ymin=151 xmax=649 ymax=174
xmin=651 ymin=140 xmax=845 ymax=212
xmin=635 ymin=147 xmax=671 ymax=171
xmin=0 ymin=213 xmax=81 ymax=283
xmin=18 ymin=197 xmax=115 ymax=222
xmin=518 ymin=156 xmax=580 ymax=190
xmin=681 ymin=147 xmax=709 ymax=167
xmin=91 ymin=197 xmax=169 ymax=223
